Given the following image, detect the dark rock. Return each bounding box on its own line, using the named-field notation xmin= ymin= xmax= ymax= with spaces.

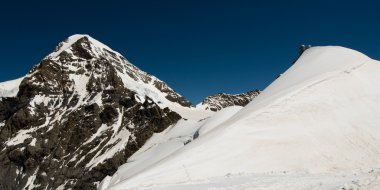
xmin=8 ymin=149 xmax=26 ymax=165
xmin=100 ymin=105 xmax=118 ymax=124
xmin=200 ymin=90 xmax=261 ymax=111
xmin=24 ymin=158 xmax=37 ymax=170
xmin=299 ymin=44 xmax=312 ymax=56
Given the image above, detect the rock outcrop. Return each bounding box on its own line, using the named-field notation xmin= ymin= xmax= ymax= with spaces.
xmin=199 ymin=90 xmax=260 ymax=111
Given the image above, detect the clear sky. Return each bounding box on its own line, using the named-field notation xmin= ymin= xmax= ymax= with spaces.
xmin=1 ymin=0 xmax=379 ymax=104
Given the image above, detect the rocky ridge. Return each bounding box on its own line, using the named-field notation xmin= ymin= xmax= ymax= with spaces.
xmin=198 ymin=90 xmax=260 ymax=111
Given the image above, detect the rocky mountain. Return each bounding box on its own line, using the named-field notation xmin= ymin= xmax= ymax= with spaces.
xmin=0 ymin=34 xmax=195 ymax=190
xmin=198 ymin=90 xmax=260 ymax=111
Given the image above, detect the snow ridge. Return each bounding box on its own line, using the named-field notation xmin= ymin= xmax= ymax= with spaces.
xmin=102 ymin=46 xmax=380 ymax=190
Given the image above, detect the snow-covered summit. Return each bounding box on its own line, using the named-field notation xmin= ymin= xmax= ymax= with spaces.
xmin=36 ymin=34 xmax=192 ymax=108
xmin=234 ymin=46 xmax=371 ymax=118
xmin=47 ymin=34 xmax=121 ymax=59
xmin=102 ymin=46 xmax=380 ymax=190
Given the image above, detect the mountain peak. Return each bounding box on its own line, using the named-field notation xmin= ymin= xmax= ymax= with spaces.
xmin=47 ymin=34 xmax=121 ymax=60
xmin=35 ymin=34 xmax=192 ymax=108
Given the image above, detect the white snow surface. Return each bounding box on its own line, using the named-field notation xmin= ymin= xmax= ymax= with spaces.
xmin=0 ymin=77 xmax=24 ymax=97
xmin=102 ymin=46 xmax=380 ymax=190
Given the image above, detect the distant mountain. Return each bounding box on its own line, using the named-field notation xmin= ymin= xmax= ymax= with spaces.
xmin=198 ymin=90 xmax=260 ymax=111
xmin=0 ymin=34 xmax=197 ymax=190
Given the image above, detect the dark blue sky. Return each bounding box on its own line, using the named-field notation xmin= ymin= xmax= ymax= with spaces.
xmin=1 ymin=0 xmax=379 ymax=103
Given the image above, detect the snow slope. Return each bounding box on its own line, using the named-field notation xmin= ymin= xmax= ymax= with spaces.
xmin=0 ymin=77 xmax=24 ymax=97
xmin=103 ymin=46 xmax=380 ymax=189
xmin=98 ymin=106 xmax=242 ymax=190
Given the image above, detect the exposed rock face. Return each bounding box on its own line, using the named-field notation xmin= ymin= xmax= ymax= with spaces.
xmin=0 ymin=35 xmax=185 ymax=190
xmin=199 ymin=90 xmax=260 ymax=111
